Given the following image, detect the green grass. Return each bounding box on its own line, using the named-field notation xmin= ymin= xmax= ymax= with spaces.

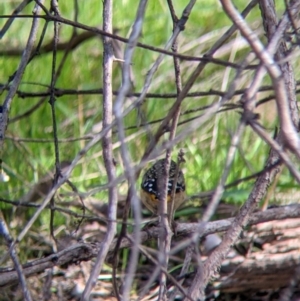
xmin=0 ymin=0 xmax=296 ymax=233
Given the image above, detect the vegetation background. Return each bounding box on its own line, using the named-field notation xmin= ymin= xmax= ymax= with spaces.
xmin=0 ymin=0 xmax=299 ymax=300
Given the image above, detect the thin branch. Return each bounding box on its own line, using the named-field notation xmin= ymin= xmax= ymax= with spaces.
xmin=0 ymin=13 xmax=249 ymax=70
xmin=162 ymin=2 xmax=186 ymax=297
xmin=14 ymin=82 xmax=291 ymax=99
xmin=81 ymin=0 xmax=117 ymax=299
xmin=0 ymin=204 xmax=300 ymax=288
xmin=201 ymin=53 xmax=254 ymax=222
xmin=221 ymin=0 xmax=300 ymax=157
xmin=249 ymin=121 xmax=300 ymax=183
xmin=0 ymin=216 xmax=33 ymax=301
xmin=185 ymin=1 xmax=300 ymax=298
xmin=0 ymin=1 xmax=44 ymax=167
xmin=49 ymin=1 xmax=60 ymax=243
xmin=142 ymin=0 xmax=257 ymax=161
xmin=112 ymin=1 xmax=148 ymax=299
xmin=0 ymin=0 xmax=33 ymax=38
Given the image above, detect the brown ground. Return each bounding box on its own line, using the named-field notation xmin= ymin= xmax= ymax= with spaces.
xmin=2 ymin=204 xmax=300 ymax=301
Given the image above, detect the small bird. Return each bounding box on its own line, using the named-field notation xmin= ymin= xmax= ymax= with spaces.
xmin=140 ymin=159 xmax=186 ymax=215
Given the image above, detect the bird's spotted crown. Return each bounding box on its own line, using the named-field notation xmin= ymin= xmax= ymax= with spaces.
xmin=141 ymin=159 xmax=185 ymax=199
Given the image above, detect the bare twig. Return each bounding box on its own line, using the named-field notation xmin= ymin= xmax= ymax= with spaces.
xmin=185 ymin=1 xmax=300 ymax=298
xmin=112 ymin=1 xmax=148 ymax=299
xmin=13 ymin=81 xmax=289 ymax=99
xmin=259 ymin=0 xmax=299 ymax=129
xmin=142 ymin=0 xmax=258 ymax=162
xmin=0 ymin=0 xmax=32 ymax=39
xmin=1 ymin=204 xmax=300 ymax=288
xmin=140 ymin=0 xmax=196 ymax=160
xmin=249 ymin=121 xmax=300 ymax=183
xmin=0 ymin=215 xmax=32 ymax=301
xmin=80 ymin=0 xmax=117 ymax=300
xmin=167 ymin=1 xmax=185 ymax=223
xmin=221 ymin=0 xmax=300 ymax=157
xmin=0 ymin=1 xmax=44 ymax=172
xmin=49 ymin=1 xmax=61 ymax=244
xmin=157 ymin=153 xmax=173 ymax=300
xmin=142 ymin=2 xmax=197 ymax=298
xmin=201 ymin=53 xmax=254 ymax=222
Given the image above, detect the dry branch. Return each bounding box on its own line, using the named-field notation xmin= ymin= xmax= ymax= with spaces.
xmin=0 ymin=204 xmax=300 ymax=289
